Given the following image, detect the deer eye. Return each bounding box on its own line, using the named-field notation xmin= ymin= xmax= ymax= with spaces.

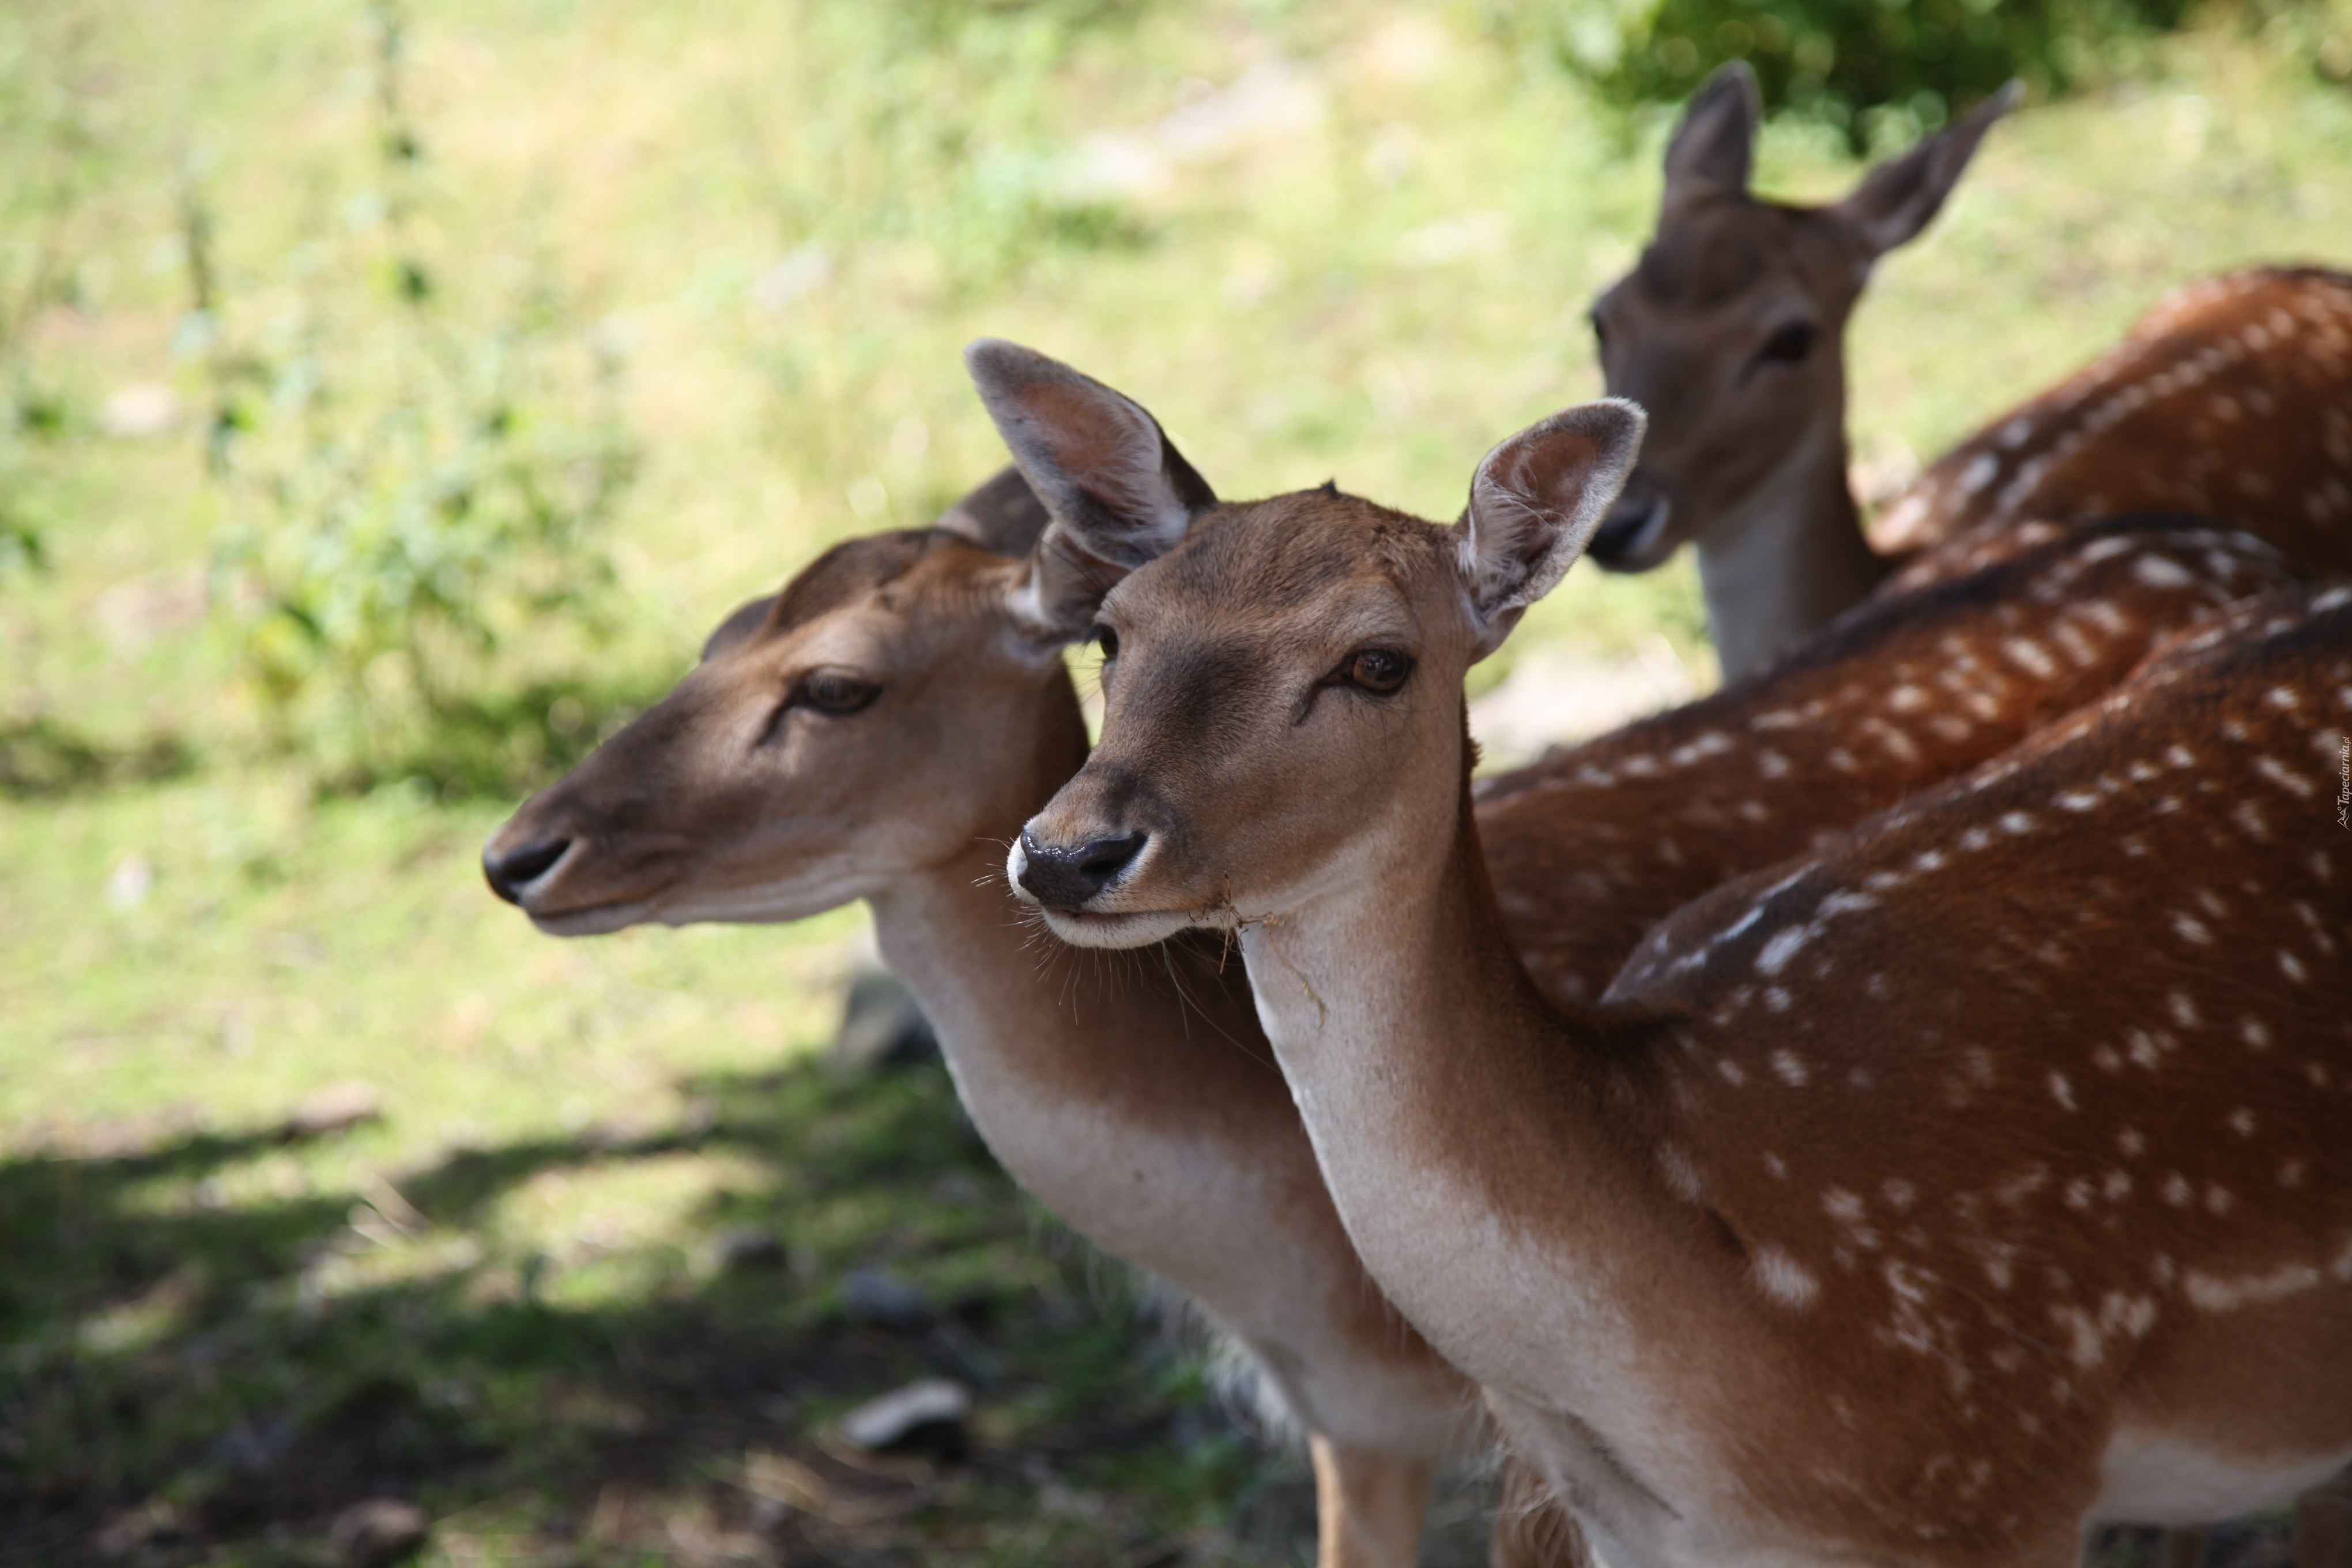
xmin=800 ymin=670 xmax=880 ymax=715
xmin=1088 ymin=624 xmax=1119 ymax=659
xmin=1341 ymin=647 xmax=1413 ymax=696
xmin=1759 ymin=321 xmax=1816 ymax=365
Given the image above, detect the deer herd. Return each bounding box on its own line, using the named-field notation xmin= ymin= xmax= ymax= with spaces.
xmin=483 ymin=63 xmax=2352 ymax=1568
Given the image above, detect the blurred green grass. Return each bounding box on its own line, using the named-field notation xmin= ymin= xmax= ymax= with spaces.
xmin=4 ymin=1 xmax=2351 ymax=1563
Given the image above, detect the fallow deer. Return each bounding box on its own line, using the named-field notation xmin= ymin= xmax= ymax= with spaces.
xmin=480 ymin=436 xmax=2290 ymax=1565
xmin=996 ymin=348 xmax=2352 ymax=1566
xmin=483 ymin=469 xmax=1523 ymax=1568
xmin=1588 ymin=62 xmax=2352 ymax=680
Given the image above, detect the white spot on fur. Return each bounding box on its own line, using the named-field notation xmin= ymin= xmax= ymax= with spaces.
xmin=2049 ymin=1071 xmax=2076 ymax=1111
xmin=1657 ymin=1143 xmax=1703 ymax=1200
xmin=2256 ymin=756 xmax=2316 ymax=798
xmin=2004 ymin=638 xmax=2057 ymax=678
xmin=1756 ymin=925 xmax=1812 ymax=977
xmin=2185 ymin=1261 xmax=2325 ymax=1312
xmin=1753 ymin=1245 xmax=1820 ymax=1309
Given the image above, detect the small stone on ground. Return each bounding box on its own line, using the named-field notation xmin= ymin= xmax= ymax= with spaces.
xmin=329 ymin=1498 xmax=429 ymax=1567
xmin=714 ymin=1225 xmax=790 ymax=1272
xmin=838 ymin=1378 xmax=970 ymax=1456
xmin=841 ymin=1267 xmax=927 ymax=1328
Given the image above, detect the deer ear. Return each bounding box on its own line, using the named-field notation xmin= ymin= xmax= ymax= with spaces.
xmin=701 ymin=595 xmax=778 ymax=662
xmin=964 ymin=339 xmax=1217 ymax=572
xmin=1662 ymin=62 xmax=1759 ymax=211
xmin=933 ymin=465 xmax=1052 ymax=557
xmin=1457 ymin=400 xmax=1646 ymax=658
xmin=1002 ymin=523 xmax=1132 ymax=644
xmin=1836 ymin=79 xmax=2019 ymax=257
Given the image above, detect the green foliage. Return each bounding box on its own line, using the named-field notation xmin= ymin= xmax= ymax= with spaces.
xmin=0 ymin=2 xmax=105 ymax=585
xmin=752 ymin=0 xmax=1159 ymax=296
xmin=2241 ymin=0 xmax=2352 ymax=84
xmin=1501 ymin=0 xmax=2202 ymax=146
xmin=0 ymin=717 xmax=189 ymax=798
xmin=205 ymin=2 xmax=637 ymax=793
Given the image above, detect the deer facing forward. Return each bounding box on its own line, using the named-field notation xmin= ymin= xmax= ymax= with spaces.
xmin=985 ymin=339 xmax=2352 ymax=1568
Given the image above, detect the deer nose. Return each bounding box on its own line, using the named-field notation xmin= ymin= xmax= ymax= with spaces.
xmin=483 ymin=838 xmax=571 ymax=904
xmin=1588 ymin=491 xmax=1660 ymax=563
xmin=1016 ymin=828 xmax=1147 ymax=909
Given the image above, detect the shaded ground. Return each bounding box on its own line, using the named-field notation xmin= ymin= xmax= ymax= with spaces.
xmin=0 ymin=1047 xmax=1510 ymax=1567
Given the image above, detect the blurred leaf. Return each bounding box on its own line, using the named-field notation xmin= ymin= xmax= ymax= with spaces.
xmin=1498 ymin=0 xmax=2208 ymax=144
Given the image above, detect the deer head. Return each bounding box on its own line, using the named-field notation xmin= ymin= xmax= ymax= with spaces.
xmin=1586 ymin=65 xmax=2018 ymax=575
xmin=971 ymin=339 xmax=1643 ymax=943
xmin=480 ymin=467 xmax=1098 ymax=933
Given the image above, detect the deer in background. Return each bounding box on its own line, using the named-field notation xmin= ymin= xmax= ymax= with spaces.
xmin=989 ymin=346 xmax=2352 ymax=1566
xmin=1588 ymin=62 xmax=2352 ymax=679
xmin=482 ymin=398 xmax=2293 ymax=1564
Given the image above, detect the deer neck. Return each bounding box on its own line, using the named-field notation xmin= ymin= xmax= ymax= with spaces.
xmin=862 ymin=670 xmax=1096 ymax=1076
xmin=858 ymin=669 xmax=1299 ymax=1272
xmin=1231 ymin=732 xmax=1704 ymax=1384
xmin=1693 ymin=407 xmax=1889 ymax=680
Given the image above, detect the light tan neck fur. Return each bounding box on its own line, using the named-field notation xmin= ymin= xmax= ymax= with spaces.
xmin=1690 ymin=409 xmax=1888 ymax=678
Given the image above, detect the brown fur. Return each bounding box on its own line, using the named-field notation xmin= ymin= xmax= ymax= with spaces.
xmin=1880 ymin=267 xmax=2352 ymax=578
xmin=1483 ymin=515 xmax=2291 ymax=1004
xmin=1016 ymin=390 xmax=2352 ymax=1562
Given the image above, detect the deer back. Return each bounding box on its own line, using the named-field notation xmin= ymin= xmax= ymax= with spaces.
xmin=1878 ymin=267 xmax=2352 ymax=577
xmin=1569 ymin=582 xmax=2352 ymax=1544
xmin=1478 ymin=516 xmax=2293 ymax=1005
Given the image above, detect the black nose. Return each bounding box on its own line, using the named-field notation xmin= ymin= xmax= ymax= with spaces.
xmin=483 ymin=838 xmax=570 ymax=904
xmin=1585 ymin=492 xmax=1660 ymax=568
xmin=1017 ymin=828 xmax=1147 ymax=910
